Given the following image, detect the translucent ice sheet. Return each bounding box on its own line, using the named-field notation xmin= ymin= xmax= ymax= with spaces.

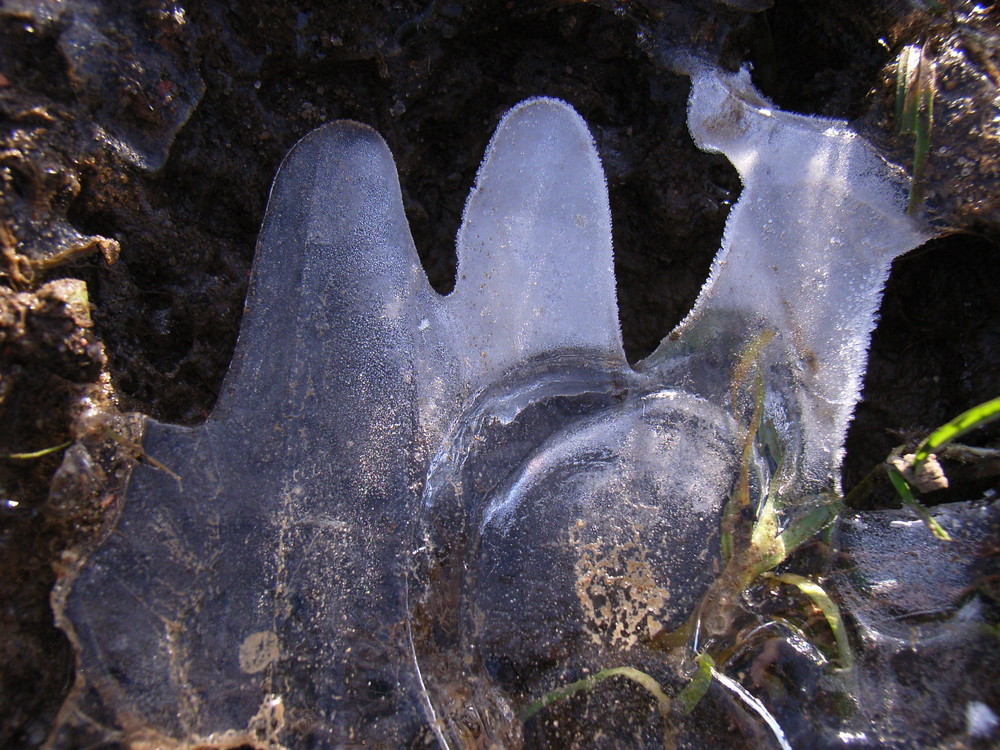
xmin=52 ymin=70 xmax=937 ymax=749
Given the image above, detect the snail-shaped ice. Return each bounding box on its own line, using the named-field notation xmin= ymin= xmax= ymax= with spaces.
xmin=52 ymin=66 xmax=927 ymax=748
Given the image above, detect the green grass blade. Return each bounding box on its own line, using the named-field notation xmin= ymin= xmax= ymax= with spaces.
xmin=895 ymin=47 xmax=909 ymax=123
xmin=729 ymin=329 xmax=775 ymax=411
xmin=768 ymin=573 xmax=854 ymax=669
xmin=677 ymin=653 xmax=716 ymax=715
xmin=722 ymin=351 xmax=770 ymax=562
xmin=0 ymin=441 xmax=72 ymax=460
xmin=754 ymin=495 xmax=840 ymax=575
xmin=898 ymin=45 xmax=922 ymax=136
xmin=887 ymin=466 xmax=952 ymax=541
xmin=521 ymin=666 xmax=670 ymax=722
xmin=908 ymin=55 xmax=935 ymax=214
xmin=914 ymin=396 xmax=1000 ymax=467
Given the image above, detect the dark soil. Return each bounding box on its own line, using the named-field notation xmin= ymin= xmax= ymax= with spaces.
xmin=0 ymin=0 xmax=997 ymax=746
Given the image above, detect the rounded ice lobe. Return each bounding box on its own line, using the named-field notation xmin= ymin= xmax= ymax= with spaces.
xmin=52 ymin=73 xmax=939 ymax=750
xmin=450 ymin=97 xmax=621 ymax=388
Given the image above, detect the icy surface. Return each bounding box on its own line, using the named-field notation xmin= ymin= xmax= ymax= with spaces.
xmin=446 ymin=98 xmax=623 ymax=391
xmin=648 ymin=65 xmax=928 ymax=497
xmin=832 ymin=500 xmax=1000 ymax=749
xmin=53 ymin=71 xmax=944 ymax=749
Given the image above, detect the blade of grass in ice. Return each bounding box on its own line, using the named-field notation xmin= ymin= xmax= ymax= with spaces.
xmin=522 ymin=666 xmax=670 ymax=721
xmin=887 ymin=466 xmax=952 ymax=541
xmin=0 ymin=441 xmax=72 ymax=460
xmin=766 ymin=572 xmax=854 ymax=668
xmin=677 ymin=653 xmax=716 ymax=715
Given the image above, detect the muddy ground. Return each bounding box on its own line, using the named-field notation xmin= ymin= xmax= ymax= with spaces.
xmin=0 ymin=0 xmax=997 ymax=746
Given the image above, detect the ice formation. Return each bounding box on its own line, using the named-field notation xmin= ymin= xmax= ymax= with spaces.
xmin=51 ymin=66 xmax=935 ymax=749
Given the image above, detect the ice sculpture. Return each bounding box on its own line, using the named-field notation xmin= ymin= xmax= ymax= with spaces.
xmin=50 ymin=65 xmax=930 ymax=749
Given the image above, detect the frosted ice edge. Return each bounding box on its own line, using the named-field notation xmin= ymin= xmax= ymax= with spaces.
xmin=646 ymin=65 xmax=929 ymax=493
xmin=210 ymin=121 xmax=432 ymax=428
xmin=449 ymin=96 xmax=625 ymax=392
